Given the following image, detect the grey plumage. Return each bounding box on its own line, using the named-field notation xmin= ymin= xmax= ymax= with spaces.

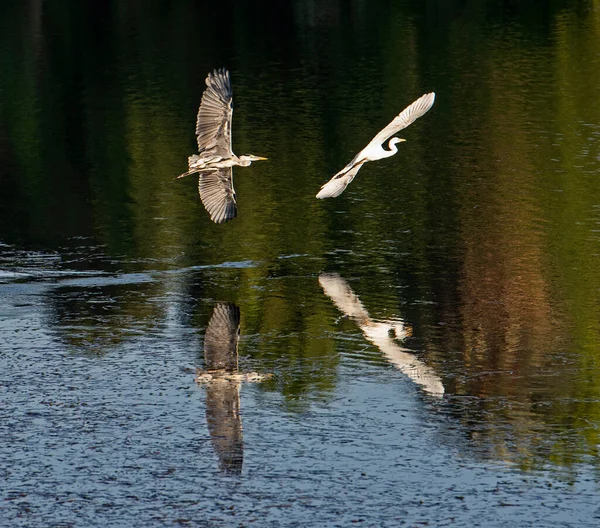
xmin=195 ymin=68 xmax=233 ymax=157
xmin=198 ymin=168 xmax=237 ymax=224
xmin=177 ymin=68 xmax=267 ymax=224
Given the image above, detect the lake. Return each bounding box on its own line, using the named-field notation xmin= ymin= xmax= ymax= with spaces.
xmin=1 ymin=1 xmax=600 ymax=526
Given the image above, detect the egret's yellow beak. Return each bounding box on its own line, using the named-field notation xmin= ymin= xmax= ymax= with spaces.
xmin=256 ymin=156 xmax=268 ymax=160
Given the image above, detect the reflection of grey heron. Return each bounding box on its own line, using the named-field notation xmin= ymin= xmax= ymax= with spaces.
xmin=177 ymin=68 xmax=267 ymax=223
xmin=201 ymin=303 xmax=243 ymax=474
xmin=196 ymin=303 xmax=271 ymax=474
xmin=203 ymin=302 xmax=241 ymax=372
xmin=316 ymin=92 xmax=435 ymax=198
xmin=319 ymin=273 xmax=444 ymax=396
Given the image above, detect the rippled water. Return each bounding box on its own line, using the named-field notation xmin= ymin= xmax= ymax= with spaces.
xmin=2 ymin=1 xmax=600 ymax=526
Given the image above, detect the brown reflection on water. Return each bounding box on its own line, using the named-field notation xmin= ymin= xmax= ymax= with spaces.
xmin=197 ymin=303 xmax=244 ymax=475
xmin=204 ymin=380 xmax=243 ymax=475
xmin=196 ymin=303 xmax=273 ymax=474
xmin=457 ymin=95 xmax=560 ymax=392
xmin=425 ymin=12 xmax=600 ymax=467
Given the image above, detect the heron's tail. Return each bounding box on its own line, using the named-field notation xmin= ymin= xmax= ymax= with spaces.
xmin=316 ymin=162 xmax=365 ymax=199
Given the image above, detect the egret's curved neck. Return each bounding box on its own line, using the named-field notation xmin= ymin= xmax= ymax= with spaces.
xmin=381 ymin=139 xmax=399 ymax=157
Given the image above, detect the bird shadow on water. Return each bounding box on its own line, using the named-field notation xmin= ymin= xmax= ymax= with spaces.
xmin=195 ymin=302 xmax=272 ymax=475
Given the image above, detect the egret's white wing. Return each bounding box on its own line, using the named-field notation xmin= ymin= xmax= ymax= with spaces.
xmin=196 ymin=68 xmax=233 ymax=157
xmin=369 ymin=92 xmax=435 ymax=147
xmin=318 ymin=273 xmax=371 ymax=324
xmin=315 ymin=161 xmax=365 ymax=199
xmin=204 ymin=302 xmax=240 ymax=370
xmin=316 ymin=93 xmax=435 ymax=199
xmin=198 ymin=168 xmax=237 ymax=224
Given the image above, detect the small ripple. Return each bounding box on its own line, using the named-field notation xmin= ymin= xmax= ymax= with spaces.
xmin=56 ymin=273 xmax=155 ymax=288
xmin=165 ymin=259 xmax=260 ymax=275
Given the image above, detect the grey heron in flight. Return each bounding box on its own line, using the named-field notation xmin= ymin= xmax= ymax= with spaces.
xmin=177 ymin=68 xmax=267 ymax=223
xmin=316 ymin=92 xmax=435 ymax=199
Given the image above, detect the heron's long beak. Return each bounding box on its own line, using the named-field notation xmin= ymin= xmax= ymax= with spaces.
xmin=399 ymin=138 xmax=407 ymax=142
xmin=256 ymin=156 xmax=268 ymax=160
xmin=175 ymin=171 xmax=195 ymax=180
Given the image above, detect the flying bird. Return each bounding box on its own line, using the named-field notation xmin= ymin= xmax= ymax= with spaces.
xmin=319 ymin=273 xmax=444 ymax=396
xmin=177 ymin=68 xmax=267 ymax=223
xmin=316 ymin=92 xmax=435 ymax=199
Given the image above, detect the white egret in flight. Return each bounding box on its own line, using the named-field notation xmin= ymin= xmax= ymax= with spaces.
xmin=316 ymin=92 xmax=435 ymax=199
xmin=177 ymin=68 xmax=267 ymax=223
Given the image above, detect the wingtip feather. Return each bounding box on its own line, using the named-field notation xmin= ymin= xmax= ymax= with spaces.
xmin=316 ymin=179 xmax=348 ymax=199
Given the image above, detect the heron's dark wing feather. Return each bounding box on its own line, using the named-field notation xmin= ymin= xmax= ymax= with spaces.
xmin=316 ymin=161 xmax=365 ymax=199
xmin=204 ymin=303 xmax=240 ymax=371
xmin=198 ymin=168 xmax=237 ymax=224
xmin=370 ymin=92 xmax=435 ymax=146
xmin=196 ymin=68 xmax=233 ymax=157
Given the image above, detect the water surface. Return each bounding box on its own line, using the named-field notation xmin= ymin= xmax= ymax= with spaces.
xmin=1 ymin=1 xmax=600 ymax=526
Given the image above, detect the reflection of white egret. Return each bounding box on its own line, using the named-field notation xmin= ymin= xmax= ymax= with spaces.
xmin=319 ymin=273 xmax=444 ymax=397
xmin=195 ymin=303 xmax=271 ymax=474
xmin=316 ymin=92 xmax=435 ymax=199
xmin=177 ymin=68 xmax=267 ymax=223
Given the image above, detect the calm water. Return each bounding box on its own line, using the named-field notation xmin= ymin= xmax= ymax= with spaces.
xmin=2 ymin=1 xmax=600 ymax=526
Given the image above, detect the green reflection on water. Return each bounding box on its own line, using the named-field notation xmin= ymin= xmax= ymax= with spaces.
xmin=1 ymin=0 xmax=600 ymax=470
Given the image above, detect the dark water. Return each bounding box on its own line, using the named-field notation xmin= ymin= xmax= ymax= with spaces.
xmin=2 ymin=1 xmax=600 ymax=526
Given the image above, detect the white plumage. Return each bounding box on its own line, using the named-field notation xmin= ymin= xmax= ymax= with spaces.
xmin=316 ymin=92 xmax=435 ymax=199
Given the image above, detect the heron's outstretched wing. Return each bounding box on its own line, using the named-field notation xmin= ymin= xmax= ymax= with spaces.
xmin=198 ymin=168 xmax=237 ymax=224
xmin=318 ymin=273 xmax=371 ymax=324
xmin=315 ymin=161 xmax=365 ymax=199
xmin=196 ymin=68 xmax=233 ymax=157
xmin=369 ymin=92 xmax=435 ymax=147
xmin=204 ymin=303 xmax=241 ymax=371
